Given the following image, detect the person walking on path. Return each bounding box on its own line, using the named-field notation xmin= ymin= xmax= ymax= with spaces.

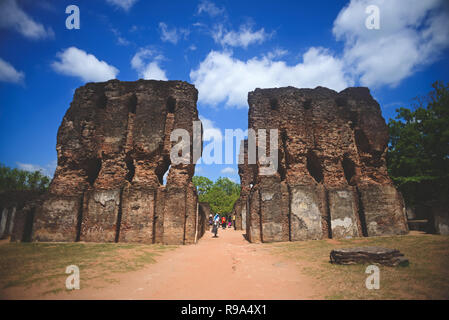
xmin=221 ymin=216 xmax=226 ymax=229
xmin=232 ymin=214 xmax=236 ymax=229
xmin=212 ymin=220 xmax=219 ymax=238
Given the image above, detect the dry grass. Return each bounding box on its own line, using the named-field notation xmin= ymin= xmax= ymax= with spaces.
xmin=0 ymin=242 xmax=176 ymax=297
xmin=267 ymin=232 xmax=449 ymax=299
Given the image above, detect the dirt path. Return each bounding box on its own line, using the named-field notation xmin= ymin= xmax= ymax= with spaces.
xmin=5 ymin=228 xmax=323 ymax=299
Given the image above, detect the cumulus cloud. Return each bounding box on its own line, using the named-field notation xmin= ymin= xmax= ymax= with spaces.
xmin=0 ymin=58 xmax=24 ymax=84
xmin=17 ymin=160 xmax=56 ymax=178
xmin=200 ymin=116 xmax=222 ymax=141
xmin=0 ymin=0 xmax=54 ymax=40
xmin=197 ymin=0 xmax=225 ymax=17
xmin=213 ymin=24 xmax=271 ymax=48
xmin=191 ymin=0 xmax=449 ymax=108
xmin=190 ymin=48 xmax=351 ymax=108
xmin=52 ymin=47 xmax=119 ymax=82
xmin=131 ymin=48 xmax=168 ymax=80
xmin=221 ymin=167 xmax=236 ymax=175
xmin=333 ymin=0 xmax=449 ymax=87
xmin=158 ymin=22 xmax=189 ymax=44
xmin=105 ymin=0 xmax=138 ymax=11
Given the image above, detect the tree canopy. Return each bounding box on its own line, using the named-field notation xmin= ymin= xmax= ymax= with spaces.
xmin=387 ymin=81 xmax=449 ymax=205
xmin=193 ymin=176 xmax=240 ymax=216
xmin=0 ymin=163 xmax=51 ymax=193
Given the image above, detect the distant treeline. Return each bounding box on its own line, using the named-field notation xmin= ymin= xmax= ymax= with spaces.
xmin=193 ymin=176 xmax=240 ymax=216
xmin=387 ymin=81 xmax=449 ymax=206
xmin=0 ymin=163 xmax=50 ymax=192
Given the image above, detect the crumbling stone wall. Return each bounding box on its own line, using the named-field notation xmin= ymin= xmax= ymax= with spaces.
xmin=0 ymin=191 xmax=43 ymax=242
xmin=430 ymin=201 xmax=449 ymax=235
xmin=232 ymin=140 xmax=257 ymax=232
xmin=198 ymin=202 xmax=211 ymax=238
xmin=242 ymin=86 xmax=408 ymax=242
xmin=31 ymin=79 xmax=203 ymax=245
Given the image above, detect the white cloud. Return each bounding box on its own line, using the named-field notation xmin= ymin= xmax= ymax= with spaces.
xmin=111 ymin=28 xmax=130 ymax=46
xmin=131 ymin=48 xmax=168 ymax=80
xmin=0 ymin=58 xmax=24 ymax=84
xmin=190 ymin=48 xmax=351 ymax=108
xmin=17 ymin=160 xmax=56 ymax=178
xmin=265 ymin=49 xmax=288 ymax=60
xmin=200 ymin=116 xmax=222 ymax=141
xmin=192 ymin=22 xmax=206 ymax=28
xmin=191 ymin=1 xmax=449 ymax=108
xmin=105 ymin=0 xmax=138 ymax=11
xmin=52 ymin=47 xmax=119 ymax=82
xmin=333 ymin=0 xmax=449 ymax=87
xmin=158 ymin=22 xmax=189 ymax=44
xmin=197 ymin=0 xmax=225 ymax=17
xmin=221 ymin=167 xmax=236 ymax=175
xmin=0 ymin=0 xmax=54 ymax=40
xmin=141 ymin=62 xmax=167 ymax=81
xmin=213 ymin=24 xmax=271 ymax=48
xmin=117 ymin=37 xmax=130 ymax=46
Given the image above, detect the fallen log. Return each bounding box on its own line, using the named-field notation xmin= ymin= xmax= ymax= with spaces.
xmin=330 ymin=246 xmax=409 ymax=267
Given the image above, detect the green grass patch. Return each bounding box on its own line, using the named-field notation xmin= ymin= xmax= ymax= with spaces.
xmin=0 ymin=242 xmax=177 ymax=295
xmin=267 ymin=233 xmax=449 ymax=299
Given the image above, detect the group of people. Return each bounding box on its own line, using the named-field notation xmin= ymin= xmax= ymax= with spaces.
xmin=209 ymin=213 xmax=235 ymax=237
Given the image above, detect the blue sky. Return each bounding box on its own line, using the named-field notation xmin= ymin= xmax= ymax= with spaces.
xmin=0 ymin=0 xmax=448 ymax=183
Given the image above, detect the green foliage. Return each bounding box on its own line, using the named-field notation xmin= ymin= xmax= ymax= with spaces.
xmin=193 ymin=176 xmax=240 ymax=216
xmin=387 ymin=81 xmax=449 ymax=205
xmin=0 ymin=163 xmax=50 ymax=192
xmin=192 ymin=176 xmax=213 ymax=195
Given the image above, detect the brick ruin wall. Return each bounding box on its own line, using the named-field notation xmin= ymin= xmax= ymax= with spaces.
xmin=4 ymin=80 xmax=204 ymax=245
xmin=232 ymin=140 xmax=257 ymax=232
xmin=1 ymin=83 xmax=414 ymax=244
xmin=199 ymin=202 xmax=211 ymax=236
xmin=0 ymin=191 xmax=43 ymax=242
xmin=234 ymin=86 xmax=409 ymax=242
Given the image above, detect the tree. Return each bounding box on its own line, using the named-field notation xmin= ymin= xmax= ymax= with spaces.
xmin=192 ymin=176 xmax=213 ymax=195
xmin=0 ymin=163 xmax=51 ymax=192
xmin=193 ymin=176 xmax=240 ymax=216
xmin=387 ymin=81 xmax=449 ymax=206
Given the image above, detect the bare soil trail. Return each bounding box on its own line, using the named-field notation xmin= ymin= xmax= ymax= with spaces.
xmin=7 ymin=228 xmax=322 ymax=300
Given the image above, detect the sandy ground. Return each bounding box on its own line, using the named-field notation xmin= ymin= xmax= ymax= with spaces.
xmin=2 ymin=228 xmax=323 ymax=300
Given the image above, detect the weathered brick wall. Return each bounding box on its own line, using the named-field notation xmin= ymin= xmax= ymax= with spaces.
xmin=198 ymin=202 xmax=211 ymax=239
xmin=0 ymin=191 xmax=43 ymax=242
xmin=242 ymin=86 xmax=408 ymax=242
xmin=232 ymin=140 xmax=256 ymax=233
xmin=31 ymin=79 xmax=204 ymax=245
xmin=5 ymin=83 xmax=410 ymax=244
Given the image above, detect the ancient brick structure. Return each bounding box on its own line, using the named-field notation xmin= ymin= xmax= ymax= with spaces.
xmin=3 ymin=82 xmax=410 ymax=244
xmin=31 ymin=79 xmax=204 ymax=245
xmin=199 ymin=202 xmax=211 ymax=235
xmin=232 ymin=140 xmax=257 ymax=232
xmin=0 ymin=191 xmax=43 ymax=242
xmin=240 ymin=86 xmax=408 ymax=242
